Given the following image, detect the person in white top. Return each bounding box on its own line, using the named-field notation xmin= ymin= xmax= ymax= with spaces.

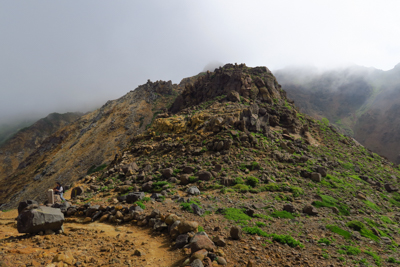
xmin=53 ymin=182 xmax=66 ymax=202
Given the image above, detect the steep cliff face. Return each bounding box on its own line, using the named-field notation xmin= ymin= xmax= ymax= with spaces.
xmin=275 ymin=64 xmax=400 ymax=163
xmin=0 ymin=112 xmax=81 ymax=181
xmin=0 ymin=80 xmax=182 ymax=207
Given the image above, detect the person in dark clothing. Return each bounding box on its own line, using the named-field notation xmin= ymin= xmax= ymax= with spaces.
xmin=53 ymin=182 xmax=66 ymax=201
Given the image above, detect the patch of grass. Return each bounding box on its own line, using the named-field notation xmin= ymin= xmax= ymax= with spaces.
xmin=318 ymin=238 xmax=332 ymax=245
xmin=180 ymin=200 xmax=202 ymax=213
xmin=338 ymin=245 xmax=361 ymax=256
xmin=272 ymin=234 xmax=304 ymax=248
xmin=246 ymin=176 xmax=259 ymax=188
xmin=260 ymin=183 xmax=281 ymax=192
xmin=152 ymin=181 xmax=170 ymax=191
xmin=347 ymin=220 xmax=379 ymax=241
xmin=134 ymin=201 xmax=146 ymax=210
xmin=87 ymin=164 xmax=107 ymax=175
xmin=198 ymin=226 xmax=204 ymax=232
xmin=363 ymin=200 xmax=381 ymax=211
xmin=326 ymin=225 xmax=352 ymax=239
xmin=232 ymin=184 xmax=250 ymax=193
xmin=342 ymin=162 xmax=354 ymax=170
xmin=189 ymin=176 xmax=197 ymax=183
xmin=387 ymin=257 xmax=400 ymax=264
xmin=312 ymin=195 xmax=350 ymax=215
xmin=271 ymin=211 xmax=295 ymax=219
xmin=141 ymin=197 xmax=151 ymax=202
xmin=242 ymin=227 xmax=304 ymax=248
xmin=380 ymin=215 xmax=395 ymax=224
xmin=290 ymin=186 xmax=304 ymax=197
xmin=256 ymin=222 xmax=266 ymax=227
xmin=364 ymin=249 xmax=382 ymax=266
xmin=222 ymin=208 xmax=252 ymax=223
xmin=243 ymin=226 xmax=269 ymax=237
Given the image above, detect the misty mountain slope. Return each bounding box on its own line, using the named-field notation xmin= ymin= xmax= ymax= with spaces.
xmin=275 ymin=64 xmax=400 ymax=163
xmin=0 ymin=119 xmax=37 ymax=146
xmin=0 ymin=112 xmax=82 ymax=181
xmin=0 ymin=81 xmax=182 ymax=207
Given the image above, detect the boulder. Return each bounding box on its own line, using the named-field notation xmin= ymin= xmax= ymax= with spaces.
xmin=17 ymin=206 xmax=64 ymax=234
xmin=302 ymin=205 xmax=318 ymax=216
xmin=70 ymin=187 xmax=84 ymax=198
xmin=121 ymin=162 xmax=139 ymax=174
xmin=175 ymin=234 xmax=189 ymax=248
xmin=187 ymin=186 xmax=201 ymax=196
xmin=190 ymin=234 xmax=215 ymax=253
xmin=283 ymin=204 xmax=296 ymax=213
xmin=384 ymin=183 xmax=398 ymax=192
xmin=317 ymin=166 xmax=327 ymax=177
xmin=162 ymin=168 xmax=173 ymax=178
xmin=230 ymin=226 xmax=242 ymax=240
xmin=197 ymin=170 xmax=212 ymax=181
xmin=178 ymin=220 xmax=198 ymax=234
xmin=310 ymin=172 xmax=322 ymax=182
xmin=126 ymin=192 xmax=145 ymax=203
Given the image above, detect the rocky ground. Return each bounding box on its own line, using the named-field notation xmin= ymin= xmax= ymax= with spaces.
xmin=1 ymin=64 xmax=400 ymax=267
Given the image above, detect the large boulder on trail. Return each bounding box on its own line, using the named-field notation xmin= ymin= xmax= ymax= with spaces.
xmin=17 ymin=206 xmax=64 ymax=234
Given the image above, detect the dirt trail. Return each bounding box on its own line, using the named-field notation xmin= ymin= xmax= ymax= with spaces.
xmin=0 ymin=209 xmax=184 ymax=267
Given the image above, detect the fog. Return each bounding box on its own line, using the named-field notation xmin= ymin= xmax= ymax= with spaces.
xmin=1 ymin=1 xmax=400 ymax=125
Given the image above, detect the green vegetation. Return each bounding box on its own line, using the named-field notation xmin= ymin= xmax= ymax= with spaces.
xmin=180 ymin=199 xmax=202 ymax=213
xmin=346 ymin=220 xmax=379 ymax=241
xmin=312 ymin=195 xmax=349 ymax=215
xmin=338 ymin=245 xmax=361 ymax=256
xmin=134 ymin=201 xmax=146 ymax=210
xmin=242 ymin=227 xmax=304 ymax=248
xmin=246 ymin=176 xmax=259 ymax=188
xmin=271 ymin=211 xmax=295 ymax=219
xmin=318 ymin=238 xmax=332 ymax=246
xmin=222 ymin=208 xmax=252 ymax=223
xmin=87 ymin=164 xmax=107 ymax=175
xmin=326 ymin=225 xmax=352 ymax=239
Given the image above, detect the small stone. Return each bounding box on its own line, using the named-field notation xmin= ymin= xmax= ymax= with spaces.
xmin=134 ymin=249 xmax=145 ymax=256
xmin=190 ymin=259 xmax=204 ymax=267
xmin=217 ymin=257 xmax=227 ymax=265
xmin=212 ymin=236 xmax=226 ymax=247
xmin=302 ymin=205 xmax=318 ymax=216
xmin=230 ymin=226 xmax=242 ymax=240
xmin=83 ymin=217 xmax=92 ymax=223
xmin=310 ymin=172 xmax=322 ymax=182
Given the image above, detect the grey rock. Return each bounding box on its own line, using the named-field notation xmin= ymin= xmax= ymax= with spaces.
xmin=17 ymin=206 xmax=64 ymax=234
xmin=310 ymin=172 xmax=322 ymax=182
xmin=191 ymin=203 xmax=204 ymax=216
xmin=302 ymin=205 xmax=318 ymax=216
xmin=187 ymin=186 xmax=201 ymax=196
xmin=197 ymin=170 xmax=212 ymax=181
xmin=190 ymin=259 xmax=204 ymax=267
xmin=126 ymin=192 xmax=145 ymax=203
xmin=175 ymin=234 xmax=189 ymax=248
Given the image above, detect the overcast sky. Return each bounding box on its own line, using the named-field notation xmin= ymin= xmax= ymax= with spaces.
xmin=1 ymin=0 xmax=400 ymax=124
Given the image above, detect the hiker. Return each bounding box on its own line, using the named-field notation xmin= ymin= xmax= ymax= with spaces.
xmin=53 ymin=182 xmax=66 ymax=201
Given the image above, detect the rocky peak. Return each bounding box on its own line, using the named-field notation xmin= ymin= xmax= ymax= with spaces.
xmin=170 ymin=63 xmax=285 ymax=113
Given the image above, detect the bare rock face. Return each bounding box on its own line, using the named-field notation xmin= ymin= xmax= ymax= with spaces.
xmin=17 ymin=206 xmax=64 ymax=234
